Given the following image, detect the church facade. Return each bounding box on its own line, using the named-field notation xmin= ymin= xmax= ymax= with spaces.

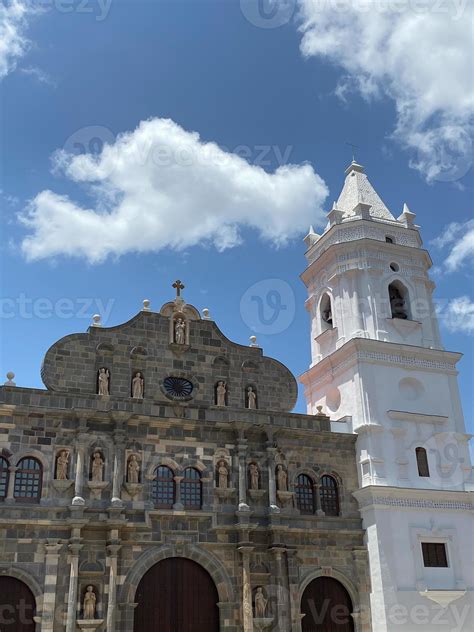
xmin=0 ymin=162 xmax=472 ymax=632
xmin=0 ymin=287 xmax=370 ymax=632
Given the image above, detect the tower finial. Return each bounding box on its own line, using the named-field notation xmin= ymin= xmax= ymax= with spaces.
xmin=346 ymin=141 xmax=359 ymax=163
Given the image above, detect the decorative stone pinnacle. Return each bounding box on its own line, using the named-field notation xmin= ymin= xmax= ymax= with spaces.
xmin=142 ymin=299 xmax=151 ymax=311
xmin=172 ymin=279 xmax=185 ymax=298
xmin=249 ymin=335 xmax=258 ymax=347
xmin=92 ymin=314 xmax=101 ymax=327
xmin=4 ymin=372 xmax=16 ymax=386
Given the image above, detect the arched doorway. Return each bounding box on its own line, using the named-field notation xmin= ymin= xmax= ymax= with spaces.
xmin=301 ymin=576 xmax=354 ymax=632
xmin=0 ymin=576 xmax=36 ymax=631
xmin=133 ymin=557 xmax=220 ymax=632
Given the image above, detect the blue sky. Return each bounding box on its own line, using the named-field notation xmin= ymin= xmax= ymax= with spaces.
xmin=1 ymin=1 xmax=473 ymax=435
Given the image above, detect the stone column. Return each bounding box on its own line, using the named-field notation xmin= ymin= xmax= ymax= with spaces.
xmin=173 ymin=476 xmax=184 ymax=510
xmin=238 ymin=442 xmax=249 ymax=511
xmin=314 ymin=481 xmax=324 ymax=515
xmin=106 ymin=543 xmax=121 ymax=631
xmin=111 ymin=448 xmax=124 ymax=507
xmin=5 ymin=465 xmax=17 ymax=502
xmin=286 ymin=549 xmax=301 ymax=631
xmin=271 ymin=547 xmax=290 ymax=631
xmin=239 ymin=546 xmax=254 ymax=632
xmin=72 ymin=445 xmax=86 ymax=506
xmin=266 ymin=445 xmax=279 ymax=513
xmin=66 ymin=543 xmax=83 ymax=632
xmin=41 ymin=542 xmax=63 ymax=632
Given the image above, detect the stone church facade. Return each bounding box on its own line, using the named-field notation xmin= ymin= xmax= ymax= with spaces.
xmin=0 ymin=290 xmax=371 ymax=631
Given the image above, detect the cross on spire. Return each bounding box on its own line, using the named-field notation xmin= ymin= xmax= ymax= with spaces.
xmin=173 ymin=279 xmax=185 ymax=298
xmin=346 ymin=142 xmax=360 ymax=162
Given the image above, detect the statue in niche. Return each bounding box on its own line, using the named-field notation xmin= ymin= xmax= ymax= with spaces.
xmin=249 ymin=463 xmax=259 ymax=490
xmin=91 ymin=452 xmax=104 ymax=483
xmin=55 ymin=450 xmax=69 ymax=480
xmin=389 ymin=284 xmax=408 ymax=319
xmin=216 ymin=381 xmax=227 ymax=407
xmin=174 ymin=318 xmax=186 ymax=345
xmin=254 ymin=587 xmax=268 ymax=618
xmin=127 ymin=455 xmax=141 ymax=484
xmin=276 ymin=464 xmax=288 ymax=492
xmin=217 ymin=461 xmax=229 ymax=489
xmin=97 ymin=368 xmax=110 ymax=396
xmin=83 ymin=585 xmax=97 ymax=619
xmin=246 ymin=386 xmax=257 ymax=410
xmin=132 ymin=372 xmax=144 ymax=398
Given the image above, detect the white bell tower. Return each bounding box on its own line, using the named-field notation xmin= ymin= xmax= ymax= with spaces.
xmin=300 ymin=161 xmax=473 ymax=631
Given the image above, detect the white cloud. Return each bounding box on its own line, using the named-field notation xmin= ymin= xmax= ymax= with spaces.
xmin=432 ymin=219 xmax=474 ymax=272
xmin=0 ymin=0 xmax=32 ymax=79
xmin=296 ymin=0 xmax=474 ymax=182
xmin=20 ymin=65 xmax=55 ymax=87
xmin=19 ymin=117 xmax=329 ymax=263
xmin=441 ymin=296 xmax=474 ymax=334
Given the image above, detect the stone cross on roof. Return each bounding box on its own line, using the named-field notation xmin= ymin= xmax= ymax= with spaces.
xmin=172 ymin=279 xmax=185 ymax=298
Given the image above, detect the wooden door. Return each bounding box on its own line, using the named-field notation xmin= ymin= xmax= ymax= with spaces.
xmin=0 ymin=577 xmax=36 ymax=631
xmin=133 ymin=557 xmax=220 ymax=632
xmin=301 ymin=576 xmax=354 ymax=632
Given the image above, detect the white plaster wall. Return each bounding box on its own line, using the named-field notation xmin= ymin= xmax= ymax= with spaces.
xmin=361 ymin=503 xmax=474 ymax=632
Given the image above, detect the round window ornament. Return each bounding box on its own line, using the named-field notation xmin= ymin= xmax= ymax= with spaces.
xmin=163 ymin=376 xmax=194 ymax=400
xmin=390 ymin=262 xmax=400 ymax=272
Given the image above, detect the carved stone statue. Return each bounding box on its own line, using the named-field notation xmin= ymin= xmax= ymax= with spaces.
xmin=83 ymin=585 xmax=97 ymax=619
xmin=254 ymin=586 xmax=268 ymax=618
xmin=127 ymin=455 xmax=140 ymax=484
xmin=91 ymin=452 xmax=104 ymax=483
xmin=276 ymin=464 xmax=287 ymax=491
xmin=249 ymin=463 xmax=259 ymax=490
xmin=216 ymin=381 xmax=227 ymax=407
xmin=56 ymin=450 xmax=69 ymax=480
xmin=132 ymin=372 xmax=144 ymax=398
xmin=97 ymin=368 xmax=110 ymax=396
xmin=217 ymin=461 xmax=228 ymax=488
xmin=174 ymin=318 xmax=186 ymax=345
xmin=247 ymin=386 xmax=257 ymax=410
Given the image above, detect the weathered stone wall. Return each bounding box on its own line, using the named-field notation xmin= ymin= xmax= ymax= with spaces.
xmin=41 ymin=310 xmax=298 ymax=413
xmin=0 ymin=388 xmax=371 ymax=631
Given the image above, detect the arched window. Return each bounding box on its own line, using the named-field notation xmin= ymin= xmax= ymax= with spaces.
xmin=385 ymin=236 xmax=394 ymax=244
xmin=388 ymin=281 xmax=410 ymax=320
xmin=152 ymin=466 xmax=175 ymax=509
xmin=14 ymin=458 xmax=42 ymax=503
xmin=295 ymin=474 xmax=315 ymax=514
xmin=181 ymin=468 xmax=202 ymax=509
xmin=320 ymin=293 xmax=334 ymax=330
xmin=0 ymin=457 xmax=9 ymax=500
xmin=416 ymin=447 xmax=430 ymax=477
xmin=320 ymin=475 xmax=340 ymax=516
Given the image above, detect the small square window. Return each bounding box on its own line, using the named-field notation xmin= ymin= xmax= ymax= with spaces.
xmin=422 ymin=542 xmax=448 ymax=567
